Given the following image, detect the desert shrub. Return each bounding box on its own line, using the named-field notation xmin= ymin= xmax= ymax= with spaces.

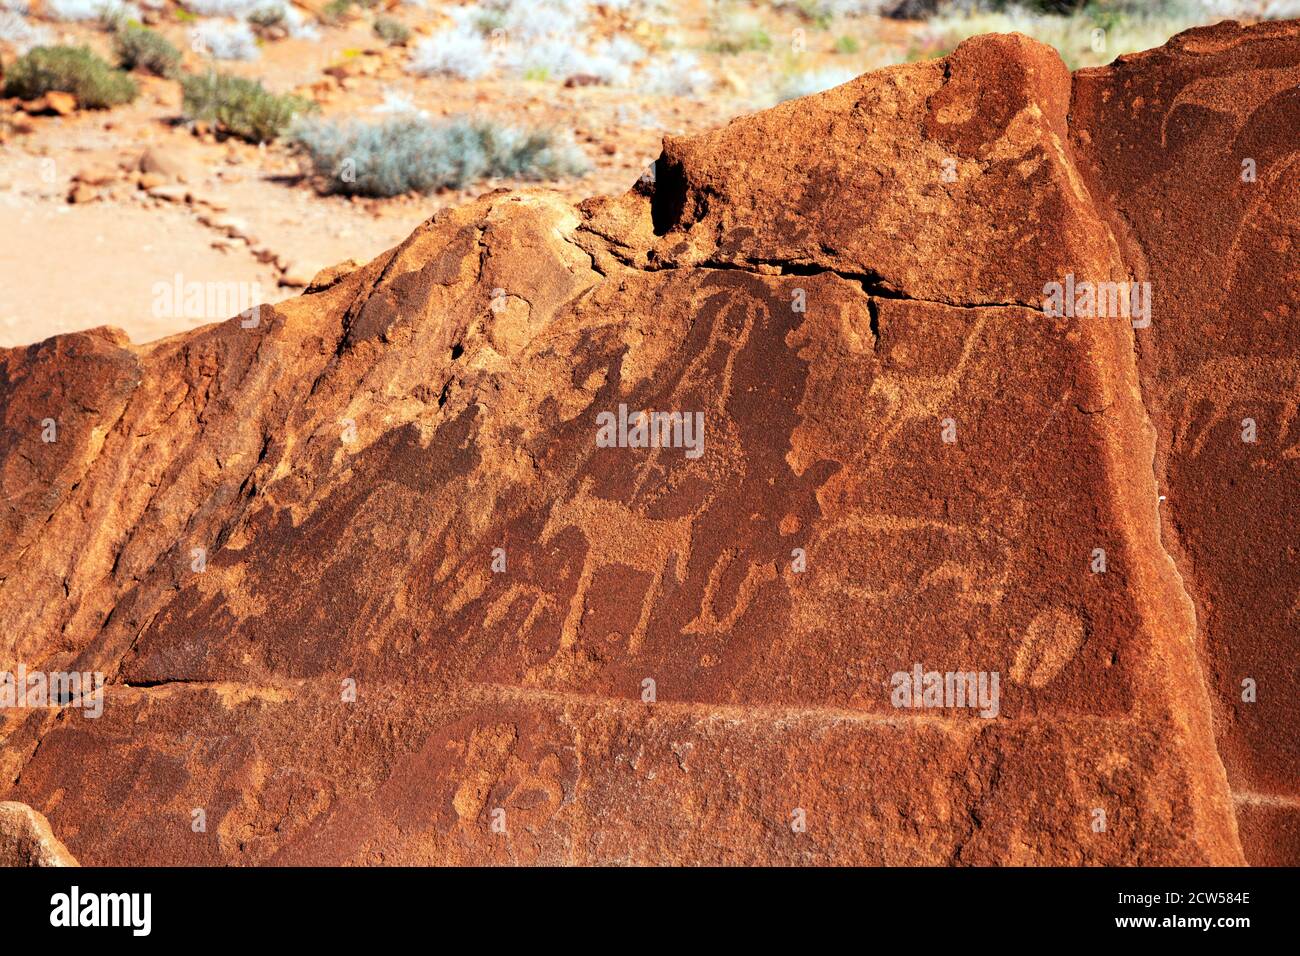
xmin=777 ymin=0 xmax=893 ymax=22
xmin=282 ymin=4 xmax=319 ymax=38
xmin=516 ymin=35 xmax=642 ymax=84
xmin=991 ymin=0 xmax=1088 ymax=11
xmin=408 ymin=4 xmax=644 ymax=84
xmin=641 ymin=51 xmax=713 ymax=97
xmin=774 ymin=66 xmax=856 ymax=102
xmin=38 ymin=0 xmax=94 ymax=16
xmin=247 ymin=2 xmax=284 ymax=27
xmin=113 ymin=22 xmax=181 ymax=77
xmin=95 ymin=0 xmax=137 ymax=28
xmin=1244 ymin=0 xmax=1300 ymax=18
xmin=369 ymin=88 xmax=421 ymax=115
xmin=515 ymin=37 xmax=587 ymax=81
xmin=318 ymin=0 xmax=353 ymax=24
xmin=0 ymin=10 xmax=52 ymax=52
xmin=601 ymin=35 xmax=646 ymax=65
xmin=372 ymin=14 xmax=409 ymax=45
xmin=450 ymin=0 xmax=587 ymax=41
xmin=42 ymin=0 xmax=138 ymax=22
xmin=177 ymin=0 xmax=261 ymax=14
xmin=181 ymin=70 xmax=312 ymax=142
xmin=914 ymin=3 xmax=1212 ymax=68
xmin=706 ymin=10 xmax=772 ymax=54
xmin=571 ymin=38 xmax=644 ymax=83
xmin=244 ymin=0 xmax=318 ymax=38
xmin=406 ymin=26 xmax=492 ymax=78
xmin=3 ymin=44 xmax=138 ymax=107
xmin=981 ymin=0 xmax=1202 ymax=13
xmin=293 ymin=115 xmax=588 ymax=197
xmin=191 ymin=19 xmax=260 ymax=60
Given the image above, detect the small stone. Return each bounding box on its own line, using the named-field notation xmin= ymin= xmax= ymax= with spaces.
xmin=192 ymin=194 xmax=229 ymax=213
xmin=45 ymin=91 xmax=77 ymax=115
xmin=67 ymin=182 xmax=98 ymax=204
xmin=202 ymin=214 xmax=251 ymax=240
xmin=139 ymin=145 xmax=203 ymax=185
xmin=307 ymin=259 xmax=361 ymax=292
xmin=74 ymin=163 xmax=118 ymax=187
xmin=278 ymin=260 xmax=319 ymax=288
xmin=146 ymin=184 xmax=190 ymax=203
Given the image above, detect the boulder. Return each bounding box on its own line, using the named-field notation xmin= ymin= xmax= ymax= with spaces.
xmin=138 ymin=145 xmax=204 ymax=185
xmin=0 ymin=802 xmax=79 ymax=867
xmin=1070 ymin=18 xmax=1300 ymax=865
xmin=0 ymin=22 xmax=1294 ymax=866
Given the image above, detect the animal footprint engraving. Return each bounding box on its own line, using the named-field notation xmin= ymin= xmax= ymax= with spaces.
xmin=1011 ymin=608 xmax=1085 ymax=687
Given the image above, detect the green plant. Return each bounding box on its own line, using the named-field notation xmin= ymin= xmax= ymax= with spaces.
xmin=708 ymin=26 xmax=772 ymax=54
xmin=468 ymin=8 xmax=505 ymax=34
xmin=775 ymin=66 xmax=856 ymax=103
xmin=372 ymin=14 xmax=410 ymax=47
xmin=319 ymin=0 xmax=353 ymax=25
xmin=2 ymin=45 xmax=138 ymax=108
xmin=833 ymin=34 xmax=859 ymax=55
xmin=706 ymin=10 xmax=773 ymax=55
xmin=793 ymin=1 xmax=833 ymax=31
xmin=993 ymin=0 xmax=1088 ymax=11
xmin=1087 ymin=7 xmax=1125 ymax=33
xmin=293 ymin=115 xmax=589 ymax=198
xmin=917 ymin=2 xmax=1208 ymax=70
xmin=113 ymin=23 xmax=182 ymax=78
xmin=247 ymin=5 xmax=285 ymax=29
xmin=181 ymin=70 xmax=313 ymax=143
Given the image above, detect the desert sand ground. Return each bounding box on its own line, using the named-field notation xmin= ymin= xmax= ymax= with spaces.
xmin=0 ymin=1 xmax=1278 ymax=347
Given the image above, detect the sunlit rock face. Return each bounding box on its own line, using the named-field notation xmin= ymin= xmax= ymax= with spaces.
xmin=2 ymin=20 xmax=1296 ymax=866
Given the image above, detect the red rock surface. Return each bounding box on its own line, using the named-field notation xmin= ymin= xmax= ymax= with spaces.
xmin=0 ymin=802 xmax=79 ymax=866
xmin=1070 ymin=19 xmax=1300 ymax=866
xmin=0 ymin=21 xmax=1295 ymax=865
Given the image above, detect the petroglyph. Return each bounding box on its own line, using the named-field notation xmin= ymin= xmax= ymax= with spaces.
xmin=2 ymin=22 xmax=1296 ymax=866
xmin=539 ymin=478 xmax=693 ymax=656
xmin=1011 ymin=608 xmax=1086 ymax=689
xmin=1166 ymin=357 xmax=1300 ymax=458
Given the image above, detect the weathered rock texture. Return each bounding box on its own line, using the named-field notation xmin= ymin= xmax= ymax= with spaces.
xmin=0 ymin=21 xmax=1295 ymax=865
xmin=0 ymin=802 xmax=79 ymax=866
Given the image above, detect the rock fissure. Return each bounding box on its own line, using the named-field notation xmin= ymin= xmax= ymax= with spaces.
xmin=0 ymin=21 xmax=1295 ymax=865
